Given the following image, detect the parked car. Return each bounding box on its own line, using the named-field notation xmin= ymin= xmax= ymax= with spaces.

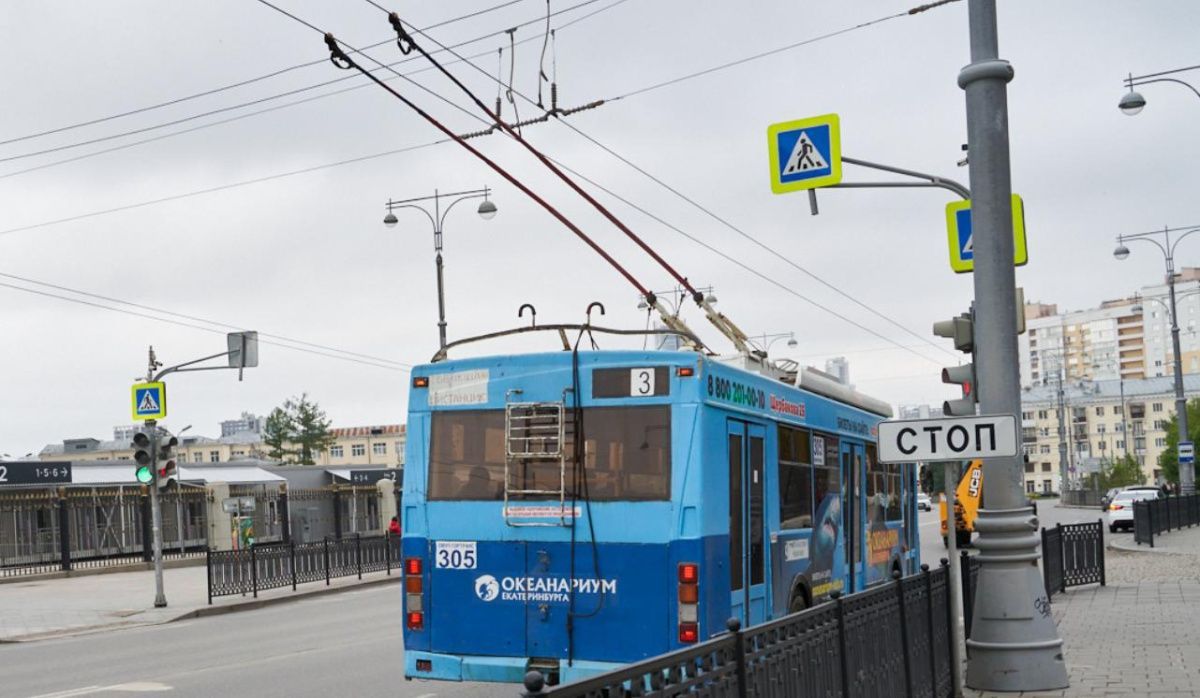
xmin=1100 ymin=488 xmax=1122 ymax=510
xmin=916 ymin=493 xmax=932 ymax=512
xmin=1106 ymin=489 xmax=1161 ymax=533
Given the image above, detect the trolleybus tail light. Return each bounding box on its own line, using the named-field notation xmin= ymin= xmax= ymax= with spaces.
xmin=407 ymin=611 xmax=424 ymax=630
xmin=405 ymin=557 xmax=425 ymax=631
xmin=416 ymin=659 xmax=432 ymax=672
xmin=678 ymin=562 xmax=699 ymax=643
xmin=678 ymin=622 xmax=698 ymax=643
xmin=412 ymin=376 xmax=429 ymax=388
xmin=676 ymin=366 xmax=695 ymax=377
xmin=405 ymin=557 xmax=422 ymax=575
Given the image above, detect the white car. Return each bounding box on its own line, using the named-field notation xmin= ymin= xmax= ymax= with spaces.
xmin=1106 ymin=489 xmax=1160 ymax=532
xmin=916 ymin=493 xmax=932 ymax=512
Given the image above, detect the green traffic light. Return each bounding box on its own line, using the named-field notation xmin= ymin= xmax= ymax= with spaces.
xmin=136 ymin=465 xmax=154 ymax=485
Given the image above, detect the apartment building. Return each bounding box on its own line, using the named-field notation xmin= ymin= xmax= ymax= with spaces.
xmin=1019 ymin=374 xmax=1200 ymax=492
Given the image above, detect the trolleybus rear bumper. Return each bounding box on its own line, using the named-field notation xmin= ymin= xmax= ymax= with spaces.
xmin=406 ymin=650 xmax=620 ymax=684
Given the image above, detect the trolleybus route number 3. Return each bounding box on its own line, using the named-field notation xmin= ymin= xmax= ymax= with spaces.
xmin=876 ymin=414 xmax=1018 ymax=463
xmin=435 ymin=541 xmax=478 ymax=569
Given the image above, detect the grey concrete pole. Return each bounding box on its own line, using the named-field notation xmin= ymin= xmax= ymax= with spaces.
xmin=957 ymin=1 xmax=1068 ymax=690
xmin=148 ymin=419 xmax=167 ymax=608
xmin=1166 ymin=256 xmax=1194 ymax=493
xmin=1056 ymin=369 xmax=1068 ymax=492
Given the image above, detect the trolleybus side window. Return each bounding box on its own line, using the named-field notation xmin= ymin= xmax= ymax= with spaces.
xmin=885 ymin=460 xmax=903 ymax=522
xmin=866 ymin=446 xmax=887 ymax=527
xmin=728 ymin=433 xmax=743 ymax=593
xmin=427 ymin=406 xmax=671 ymax=501
xmin=778 ymin=425 xmax=814 ymax=530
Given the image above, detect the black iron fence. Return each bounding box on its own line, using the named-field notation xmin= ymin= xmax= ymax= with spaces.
xmin=522 ymin=563 xmax=954 ymax=698
xmin=206 ymin=533 xmax=393 ymax=604
xmin=1133 ymin=494 xmax=1200 ymax=547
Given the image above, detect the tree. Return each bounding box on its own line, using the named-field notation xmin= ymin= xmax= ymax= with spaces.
xmin=262 ymin=394 xmax=335 ymax=465
xmin=262 ymin=407 xmax=295 ymax=462
xmin=1157 ymin=398 xmax=1200 ymax=485
xmin=1097 ymin=453 xmax=1145 ymax=490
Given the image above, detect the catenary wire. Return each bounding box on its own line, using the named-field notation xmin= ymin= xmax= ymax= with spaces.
xmin=0 ymin=0 xmax=532 ymax=147
xmin=0 ymin=0 xmax=608 ymax=165
xmin=0 ymin=281 xmax=409 ymax=372
xmin=0 ymin=0 xmax=627 ymax=180
xmin=0 ymin=271 xmax=412 ymax=368
xmin=362 ymin=0 xmax=959 ymax=362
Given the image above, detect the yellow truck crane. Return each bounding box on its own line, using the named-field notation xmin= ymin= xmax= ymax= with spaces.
xmin=940 ymin=459 xmax=983 ymax=547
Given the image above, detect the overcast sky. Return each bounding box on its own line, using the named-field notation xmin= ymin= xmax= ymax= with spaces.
xmin=1 ymin=1 xmax=1197 ymax=458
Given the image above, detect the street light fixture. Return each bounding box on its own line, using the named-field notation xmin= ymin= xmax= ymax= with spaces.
xmin=1113 ymin=224 xmax=1200 ymax=493
xmin=748 ymin=331 xmax=799 ymax=356
xmin=381 ymin=187 xmax=496 ymax=350
xmin=1118 ymin=65 xmax=1200 ymax=115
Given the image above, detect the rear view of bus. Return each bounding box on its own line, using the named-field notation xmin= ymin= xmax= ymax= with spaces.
xmin=402 ymin=350 xmax=701 ymax=685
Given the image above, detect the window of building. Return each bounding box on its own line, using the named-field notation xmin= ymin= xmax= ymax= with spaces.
xmin=1098 ymin=441 xmax=1107 ymax=451
xmin=1042 ymin=462 xmax=1051 ymax=472
xmin=1026 ymin=480 xmax=1035 ymax=494
xmin=330 ymin=445 xmax=343 ymax=458
xmin=193 ymin=452 xmax=203 ymax=463
xmin=1040 ymin=444 xmax=1051 ymax=454
xmin=1156 ymin=438 xmax=1166 ymax=448
xmin=1135 ymin=438 xmax=1146 ymax=451
xmin=1097 ymin=424 xmax=1107 ymax=434
xmin=352 ymin=444 xmax=366 ymax=457
xmin=1022 ymin=411 xmax=1033 ymax=420
xmin=233 ymin=450 xmax=245 ymax=457
xmin=1024 ymin=462 xmax=1034 ymax=473
xmin=1039 ymin=428 xmax=1050 ymax=438
xmin=1095 ymin=406 xmax=1105 ymax=416
xmin=373 ymin=442 xmax=387 ymax=456
xmin=1037 ymin=410 xmax=1049 ymax=420
xmin=1117 ymin=439 xmax=1125 ymax=449
xmin=1153 ymin=403 xmax=1163 ymax=412
xmin=1042 ymin=480 xmax=1052 ymax=493
xmin=1114 ymin=405 xmax=1123 ymax=416
xmin=209 ymin=451 xmax=220 ymax=462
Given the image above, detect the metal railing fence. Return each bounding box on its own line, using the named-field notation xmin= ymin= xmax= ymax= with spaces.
xmin=521 ymin=563 xmax=954 ymax=698
xmin=1134 ymin=494 xmax=1200 ymax=547
xmin=206 ymin=533 xmax=393 ymax=603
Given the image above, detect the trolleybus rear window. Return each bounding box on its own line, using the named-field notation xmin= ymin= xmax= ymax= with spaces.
xmin=428 ymin=406 xmax=671 ymax=501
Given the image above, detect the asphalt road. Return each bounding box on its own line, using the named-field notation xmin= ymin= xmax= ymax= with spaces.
xmin=1 ymin=585 xmax=497 ymax=698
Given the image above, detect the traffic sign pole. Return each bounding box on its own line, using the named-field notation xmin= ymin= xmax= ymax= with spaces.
xmin=959 ymin=1 xmax=1066 ymax=690
xmin=145 ymin=347 xmax=168 ymax=609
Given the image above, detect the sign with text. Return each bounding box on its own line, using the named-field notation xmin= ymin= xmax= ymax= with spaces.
xmin=0 ymin=461 xmax=72 ymax=486
xmin=349 ymin=470 xmax=397 ymax=485
xmin=1181 ymin=441 xmax=1195 ymax=467
xmin=877 ymin=414 xmax=1018 ymax=463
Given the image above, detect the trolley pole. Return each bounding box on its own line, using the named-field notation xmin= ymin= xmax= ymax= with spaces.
xmin=958 ymin=1 xmax=1067 ymax=690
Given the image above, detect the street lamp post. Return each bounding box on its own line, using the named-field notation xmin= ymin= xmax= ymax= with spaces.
xmin=747 ymin=332 xmax=799 ymax=357
xmin=1118 ymin=64 xmax=1200 ymax=115
xmin=1115 ymin=225 xmax=1200 ymax=492
xmin=383 ymin=187 xmax=497 ymax=350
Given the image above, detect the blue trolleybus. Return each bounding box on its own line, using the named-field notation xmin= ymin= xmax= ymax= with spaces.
xmin=401 ymin=346 xmax=919 ymax=685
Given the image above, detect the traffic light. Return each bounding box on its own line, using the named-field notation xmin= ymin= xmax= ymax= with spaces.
xmin=157 ymin=435 xmax=178 ymax=490
xmin=934 ymin=309 xmax=978 ymax=416
xmin=132 ymin=432 xmax=154 ymax=485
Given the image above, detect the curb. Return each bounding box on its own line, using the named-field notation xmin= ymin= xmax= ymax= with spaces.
xmin=1108 ymin=536 xmax=1196 ymax=555
xmin=173 ymin=573 xmax=400 ymax=621
xmin=0 ymin=574 xmax=400 ymax=643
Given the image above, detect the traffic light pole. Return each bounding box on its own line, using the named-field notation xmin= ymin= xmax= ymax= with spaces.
xmin=959 ymin=1 xmax=1067 ymax=690
xmin=147 ymin=418 xmax=167 ymax=608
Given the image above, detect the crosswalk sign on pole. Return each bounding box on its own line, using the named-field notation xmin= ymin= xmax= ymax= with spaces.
xmin=132 ymin=382 xmax=167 ymax=420
xmin=945 ymin=193 xmax=1028 ymax=273
xmin=767 ymin=114 xmax=842 ymax=193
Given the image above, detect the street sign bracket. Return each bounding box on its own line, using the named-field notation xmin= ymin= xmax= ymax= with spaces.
xmin=807 ymin=154 xmax=970 ymax=216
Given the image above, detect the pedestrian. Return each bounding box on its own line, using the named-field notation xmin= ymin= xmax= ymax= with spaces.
xmin=1162 ymin=481 xmax=1171 ymax=498
xmin=388 ymin=515 xmax=401 ymax=537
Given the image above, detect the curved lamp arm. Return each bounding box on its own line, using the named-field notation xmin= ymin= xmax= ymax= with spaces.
xmin=438 ymin=192 xmax=487 ymax=230
xmin=1130 ymin=77 xmax=1200 ymax=102
xmin=1170 ymin=227 xmax=1200 ymax=257
xmin=387 ymin=203 xmax=437 ymax=231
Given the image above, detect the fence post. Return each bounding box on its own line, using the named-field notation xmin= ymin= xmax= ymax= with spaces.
xmin=251 ymin=544 xmax=258 ymax=599
xmin=921 ymin=564 xmax=937 ymax=693
xmin=356 ymin=533 xmax=363 ymax=580
xmin=291 ymin=541 xmax=297 ymax=591
xmin=893 ymin=570 xmax=913 ymax=698
xmin=1149 ymin=501 xmax=1156 ymax=549
xmin=206 ymin=548 xmax=212 ymax=605
xmin=57 ymin=490 xmax=71 ymax=572
xmin=727 ymin=617 xmax=748 ymax=698
xmin=1040 ymin=526 xmax=1050 ymax=598
xmin=386 ymin=533 xmax=392 ymax=576
xmin=324 ymin=537 xmax=331 ymax=586
xmin=1056 ymin=523 xmax=1065 ymax=594
xmin=1097 ymin=519 xmax=1106 ymax=587
xmin=832 ymin=591 xmax=850 ymax=696
xmin=959 ymin=549 xmax=973 ymax=639
xmin=279 ymin=486 xmax=291 ymax=544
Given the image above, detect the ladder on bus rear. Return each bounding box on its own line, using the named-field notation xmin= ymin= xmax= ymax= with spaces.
xmin=504 ymin=396 xmax=571 ymax=527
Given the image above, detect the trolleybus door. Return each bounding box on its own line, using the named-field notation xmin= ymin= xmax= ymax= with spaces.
xmin=728 ymin=420 xmax=768 ymax=628
xmin=840 ymin=440 xmax=865 ymax=593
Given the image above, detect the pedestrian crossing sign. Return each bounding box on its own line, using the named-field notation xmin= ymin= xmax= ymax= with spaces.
xmin=945 ymin=194 xmax=1028 ymax=274
xmin=131 ymin=381 xmax=167 ymax=420
xmin=768 ymin=114 xmax=842 ymax=193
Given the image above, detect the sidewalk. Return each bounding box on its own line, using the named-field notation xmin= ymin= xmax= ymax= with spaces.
xmin=969 ymin=519 xmax=1200 ymax=697
xmin=0 ymin=563 xmax=398 ymax=642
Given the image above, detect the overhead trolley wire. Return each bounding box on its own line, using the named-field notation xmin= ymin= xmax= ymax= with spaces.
xmin=0 ymin=281 xmax=410 ymax=372
xmin=0 ymin=0 xmax=536 ymax=148
xmin=0 ymin=0 xmax=628 ymax=180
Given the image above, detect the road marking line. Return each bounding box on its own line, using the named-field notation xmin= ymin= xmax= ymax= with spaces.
xmin=27 ymin=682 xmax=173 ymax=698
